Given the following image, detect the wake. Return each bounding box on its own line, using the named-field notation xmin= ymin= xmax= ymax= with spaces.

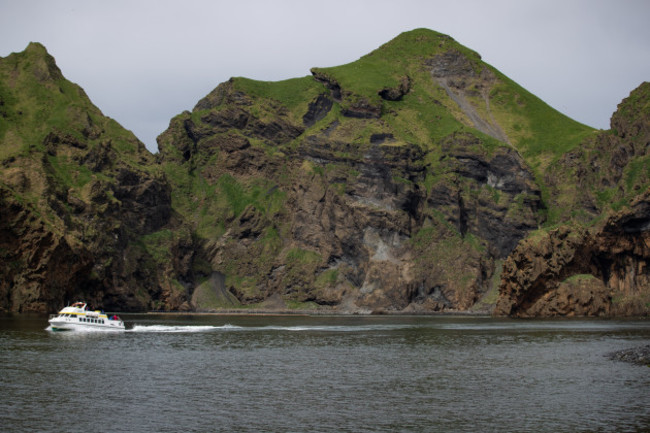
xmin=127 ymin=323 xmax=414 ymax=333
xmin=128 ymin=324 xmax=240 ymax=333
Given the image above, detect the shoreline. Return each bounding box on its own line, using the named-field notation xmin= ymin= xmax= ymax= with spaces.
xmin=143 ymin=308 xmax=493 ymax=317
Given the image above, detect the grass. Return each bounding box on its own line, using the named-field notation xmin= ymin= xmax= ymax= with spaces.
xmin=0 ymin=43 xmax=146 ymax=162
xmin=215 ymin=174 xmax=286 ymax=219
xmin=233 ymin=76 xmax=324 ymax=118
xmin=315 ymin=269 xmax=339 ymax=288
xmin=313 ymin=29 xmax=479 ymax=104
xmin=562 ymin=274 xmax=598 ymax=284
xmin=139 ymin=229 xmax=175 ymax=262
xmin=487 ymin=70 xmax=594 ymax=162
xmin=285 ymin=247 xmax=321 ymax=265
xmin=624 ymin=155 xmax=650 ymax=194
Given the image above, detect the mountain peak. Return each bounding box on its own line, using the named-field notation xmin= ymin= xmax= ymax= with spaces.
xmin=366 ymin=28 xmax=481 ymax=63
xmin=2 ymin=41 xmax=64 ymax=84
xmin=24 ymin=41 xmax=49 ymax=55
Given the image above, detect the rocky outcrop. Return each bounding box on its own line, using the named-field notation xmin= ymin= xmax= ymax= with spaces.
xmin=543 ymin=82 xmax=650 ymax=223
xmin=495 ymin=83 xmax=650 ymax=318
xmin=310 ymin=69 xmax=382 ymax=119
xmin=607 ymin=345 xmax=650 ymax=366
xmin=429 ymin=133 xmax=542 ymax=257
xmin=495 ymin=189 xmax=650 ymax=317
xmin=0 ymin=43 xmax=190 ymax=313
xmin=378 ymin=76 xmax=411 ymax=101
xmin=427 ymin=50 xmax=510 ymax=143
xmin=0 ymin=187 xmax=93 ymax=312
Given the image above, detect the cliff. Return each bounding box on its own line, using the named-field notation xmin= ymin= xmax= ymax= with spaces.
xmin=1 ymin=30 xmax=649 ymax=316
xmin=0 ymin=43 xmax=191 ymax=312
xmin=156 ymin=29 xmax=586 ymax=313
xmin=495 ymin=83 xmax=650 ymax=317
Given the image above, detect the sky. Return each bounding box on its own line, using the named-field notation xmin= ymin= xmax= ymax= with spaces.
xmin=1 ymin=0 xmax=649 ymax=153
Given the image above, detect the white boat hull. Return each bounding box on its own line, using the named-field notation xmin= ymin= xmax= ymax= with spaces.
xmin=48 ymin=302 xmax=125 ymax=332
xmin=48 ymin=319 xmax=125 ymax=332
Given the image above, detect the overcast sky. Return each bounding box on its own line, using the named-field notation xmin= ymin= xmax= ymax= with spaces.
xmin=1 ymin=0 xmax=649 ymax=153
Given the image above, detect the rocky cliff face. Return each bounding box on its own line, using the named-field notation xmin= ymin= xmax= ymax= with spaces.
xmin=494 ymin=191 xmax=650 ymax=317
xmin=157 ymin=30 xmax=550 ymax=313
xmin=2 ymin=31 xmax=649 ymax=316
xmin=0 ymin=43 xmax=190 ymax=312
xmin=495 ymin=83 xmax=650 ymax=317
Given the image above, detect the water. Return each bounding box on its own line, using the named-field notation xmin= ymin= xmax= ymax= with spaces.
xmin=1 ymin=314 xmax=649 ymax=433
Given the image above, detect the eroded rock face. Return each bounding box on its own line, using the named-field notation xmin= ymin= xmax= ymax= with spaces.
xmin=158 ymin=73 xmax=542 ymax=313
xmin=0 ymin=188 xmax=93 ymax=312
xmin=544 ymin=82 xmax=650 ymax=223
xmin=0 ymin=159 xmax=181 ymax=313
xmin=0 ymin=43 xmax=188 ymax=313
xmin=427 ymin=51 xmax=510 ymax=144
xmin=431 ymin=133 xmax=542 ymax=258
xmin=495 ymin=83 xmax=650 ymax=318
xmin=495 ymin=190 xmax=650 ymax=318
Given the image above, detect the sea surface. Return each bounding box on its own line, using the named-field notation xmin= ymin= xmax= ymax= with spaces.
xmin=1 ymin=313 xmax=649 ymax=432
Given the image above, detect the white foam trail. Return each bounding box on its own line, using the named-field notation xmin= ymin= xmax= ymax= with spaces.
xmin=241 ymin=324 xmax=415 ymax=332
xmin=128 ymin=324 xmax=241 ymax=333
xmin=125 ymin=324 xmax=416 ymax=333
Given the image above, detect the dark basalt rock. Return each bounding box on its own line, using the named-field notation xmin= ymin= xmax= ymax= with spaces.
xmin=303 ymin=94 xmax=333 ymax=127
xmin=607 ymin=345 xmax=650 ymax=366
xmin=495 ymin=83 xmax=650 ymax=318
xmin=378 ymin=76 xmax=411 ymax=101
xmin=311 ymin=69 xmax=342 ymax=100
xmin=341 ymin=99 xmax=382 ymax=119
xmin=495 ymin=190 xmax=650 ymax=318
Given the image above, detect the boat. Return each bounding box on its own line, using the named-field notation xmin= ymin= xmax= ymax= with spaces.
xmin=48 ymin=302 xmax=125 ymax=331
